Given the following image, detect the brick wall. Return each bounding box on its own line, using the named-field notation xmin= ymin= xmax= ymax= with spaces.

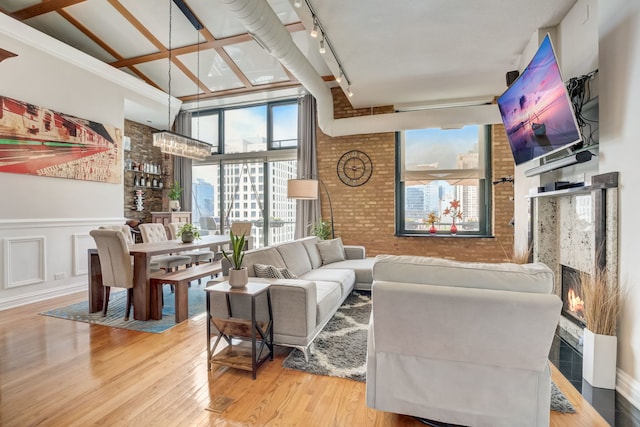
xmin=317 ymin=88 xmax=515 ymax=262
xmin=123 ymin=120 xmax=174 ymax=223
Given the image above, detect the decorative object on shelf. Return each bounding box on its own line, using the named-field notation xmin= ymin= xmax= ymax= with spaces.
xmin=222 ymin=231 xmax=247 ymax=288
xmin=176 ymin=223 xmax=201 ymax=243
xmin=443 ymin=200 xmax=463 ymax=236
xmin=425 ymin=212 xmax=439 ymax=235
xmin=123 ymin=135 xmax=131 ymax=151
xmin=151 ymin=0 xmax=213 ymax=161
xmin=288 ymin=177 xmax=335 ymax=239
xmin=336 ymin=150 xmax=373 ymax=187
xmin=168 ymin=180 xmax=183 ymax=211
xmin=581 ymin=265 xmax=620 ymax=389
xmin=134 ymin=190 xmax=144 ymax=212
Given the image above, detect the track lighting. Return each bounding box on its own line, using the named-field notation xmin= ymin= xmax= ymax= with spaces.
xmin=294 ymin=0 xmax=302 ymax=7
xmin=347 ymin=86 xmax=353 ymax=97
xmin=336 ymin=72 xmax=342 ymax=83
xmin=310 ymin=19 xmax=319 ymax=38
xmin=319 ymin=37 xmax=326 ymax=54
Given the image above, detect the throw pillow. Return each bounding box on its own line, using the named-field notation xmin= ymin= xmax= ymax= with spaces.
xmin=254 ymin=264 xmax=284 ymax=279
xmin=316 ymin=238 xmax=346 ymax=265
xmin=279 ymin=267 xmax=298 ymax=279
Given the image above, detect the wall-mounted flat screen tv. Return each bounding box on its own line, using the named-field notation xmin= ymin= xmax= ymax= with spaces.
xmin=497 ymin=34 xmax=582 ymax=165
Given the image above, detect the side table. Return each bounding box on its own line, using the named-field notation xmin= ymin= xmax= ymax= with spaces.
xmin=205 ymin=281 xmax=273 ymax=379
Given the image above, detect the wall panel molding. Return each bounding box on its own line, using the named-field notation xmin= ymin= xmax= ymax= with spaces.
xmin=0 ymin=218 xmax=124 ymax=230
xmin=3 ymin=236 xmax=46 ymax=288
xmin=73 ymin=233 xmax=93 ymax=276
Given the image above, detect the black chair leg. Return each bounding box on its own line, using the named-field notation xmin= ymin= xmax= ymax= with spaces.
xmin=124 ymin=288 xmax=133 ymax=321
xmin=102 ymin=286 xmax=111 ymax=317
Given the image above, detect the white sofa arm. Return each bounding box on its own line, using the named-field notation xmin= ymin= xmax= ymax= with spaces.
xmin=269 ymin=279 xmax=317 ymax=339
xmin=344 ymin=245 xmax=366 ymax=260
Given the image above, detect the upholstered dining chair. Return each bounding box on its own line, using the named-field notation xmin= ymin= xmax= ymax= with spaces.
xmin=89 ymin=229 xmax=135 ymax=320
xmin=138 ymin=223 xmax=191 ymax=272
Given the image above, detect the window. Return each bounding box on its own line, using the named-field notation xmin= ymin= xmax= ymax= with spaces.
xmin=192 ymin=100 xmax=298 ymax=247
xmin=397 ymin=125 xmax=491 ymax=236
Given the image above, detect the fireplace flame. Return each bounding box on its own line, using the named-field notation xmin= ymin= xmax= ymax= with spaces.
xmin=567 ymin=288 xmax=584 ymax=315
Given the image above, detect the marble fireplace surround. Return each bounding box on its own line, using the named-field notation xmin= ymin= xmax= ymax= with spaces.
xmin=530 ymin=172 xmax=619 ymax=351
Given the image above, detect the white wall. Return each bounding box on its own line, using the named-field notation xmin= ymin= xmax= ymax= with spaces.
xmin=0 ymin=16 xmax=169 ymax=309
xmin=597 ymin=0 xmax=640 ymax=409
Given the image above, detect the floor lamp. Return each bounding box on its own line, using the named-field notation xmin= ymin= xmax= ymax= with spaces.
xmin=287 ymin=178 xmax=335 ymax=239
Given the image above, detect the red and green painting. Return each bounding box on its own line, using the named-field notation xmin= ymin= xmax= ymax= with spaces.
xmin=0 ymin=95 xmax=122 ymax=183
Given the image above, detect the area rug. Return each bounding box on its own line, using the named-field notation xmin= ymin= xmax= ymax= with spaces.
xmin=40 ymin=285 xmax=206 ymax=333
xmin=282 ymin=291 xmax=575 ymax=414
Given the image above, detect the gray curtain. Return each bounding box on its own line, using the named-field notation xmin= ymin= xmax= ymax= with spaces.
xmin=295 ymin=94 xmax=320 ymax=239
xmin=174 ymin=111 xmax=193 ymax=213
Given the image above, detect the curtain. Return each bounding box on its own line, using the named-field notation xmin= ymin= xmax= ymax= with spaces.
xmin=295 ymin=94 xmax=320 ymax=239
xmin=174 ymin=111 xmax=193 ymax=213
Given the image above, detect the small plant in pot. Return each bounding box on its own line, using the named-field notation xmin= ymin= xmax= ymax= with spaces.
xmin=168 ymin=181 xmax=183 ymax=211
xmin=309 ymin=219 xmax=331 ymax=240
xmin=222 ymin=231 xmax=248 ymax=288
xmin=177 ymin=223 xmax=200 ymax=243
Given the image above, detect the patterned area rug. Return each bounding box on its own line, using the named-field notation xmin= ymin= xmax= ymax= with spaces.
xmin=40 ymin=285 xmax=206 ymax=333
xmin=282 ymin=291 xmax=575 ymax=414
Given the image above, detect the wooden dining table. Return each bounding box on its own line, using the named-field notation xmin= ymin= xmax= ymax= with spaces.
xmin=88 ymin=234 xmax=231 ymax=321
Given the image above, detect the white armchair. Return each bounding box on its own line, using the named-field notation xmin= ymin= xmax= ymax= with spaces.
xmin=366 ymin=255 xmax=562 ymax=427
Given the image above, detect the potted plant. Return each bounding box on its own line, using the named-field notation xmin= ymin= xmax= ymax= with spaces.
xmin=309 ymin=219 xmax=331 ymax=240
xmin=443 ymin=199 xmax=463 ymax=235
xmin=425 ymin=211 xmax=439 ymax=235
xmin=168 ymin=181 xmax=183 ymax=211
xmin=177 ymin=223 xmax=201 ymax=243
xmin=581 ymin=266 xmax=621 ymax=389
xmin=222 ymin=231 xmax=248 ymax=288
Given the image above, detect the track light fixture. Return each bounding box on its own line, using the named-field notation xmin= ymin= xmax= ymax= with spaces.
xmin=301 ymin=0 xmax=353 ymax=99
xmin=294 ymin=0 xmax=302 ymax=7
xmin=310 ymin=19 xmax=319 ymax=38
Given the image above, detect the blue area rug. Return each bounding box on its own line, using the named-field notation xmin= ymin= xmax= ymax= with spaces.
xmin=40 ymin=285 xmax=207 ymax=333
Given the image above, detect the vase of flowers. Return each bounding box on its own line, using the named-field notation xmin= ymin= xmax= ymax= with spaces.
xmin=443 ymin=200 xmax=463 ymax=236
xmin=425 ymin=212 xmax=439 ymax=235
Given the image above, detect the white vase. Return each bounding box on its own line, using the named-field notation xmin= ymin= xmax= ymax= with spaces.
xmin=169 ymin=200 xmax=180 ymax=211
xmin=228 ymin=267 xmax=248 ymax=289
xmin=582 ymin=328 xmax=617 ymax=389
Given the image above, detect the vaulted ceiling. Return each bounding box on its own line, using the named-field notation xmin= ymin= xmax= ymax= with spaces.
xmin=0 ymin=0 xmax=578 ymax=116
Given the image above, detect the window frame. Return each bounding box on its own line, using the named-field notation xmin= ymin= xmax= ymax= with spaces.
xmin=395 ymin=125 xmax=493 ymax=237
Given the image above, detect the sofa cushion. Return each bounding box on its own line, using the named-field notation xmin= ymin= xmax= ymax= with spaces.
xmin=301 ymin=268 xmax=355 ymax=296
xmin=276 ymin=241 xmax=313 ymax=277
xmin=315 ymin=281 xmax=342 ymax=325
xmin=320 ymin=257 xmax=375 ymax=285
xmin=316 ymin=238 xmax=346 ymax=265
xmin=254 ymin=264 xmax=285 ymax=279
xmin=300 ymin=236 xmax=322 ymax=268
xmin=243 ymin=247 xmax=286 ymax=277
xmin=373 ymin=255 xmax=554 ymax=294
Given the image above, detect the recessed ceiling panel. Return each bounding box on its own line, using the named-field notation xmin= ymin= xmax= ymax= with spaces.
xmin=223 ymin=41 xmax=289 ymax=86
xmin=0 ymin=0 xmax=39 ymax=13
xmin=25 ymin=13 xmax=116 ymax=63
xmin=178 ymin=50 xmax=244 ymax=92
xmin=65 ymin=0 xmax=159 ymax=58
xmin=119 ymin=0 xmax=204 ymax=49
xmin=135 ymin=59 xmax=197 ymax=98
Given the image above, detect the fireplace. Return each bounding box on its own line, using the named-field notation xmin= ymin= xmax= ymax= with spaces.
xmin=561 ymin=265 xmax=586 ymax=326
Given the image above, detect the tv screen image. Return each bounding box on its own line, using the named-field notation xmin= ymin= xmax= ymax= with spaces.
xmin=497 ymin=34 xmax=582 ymax=165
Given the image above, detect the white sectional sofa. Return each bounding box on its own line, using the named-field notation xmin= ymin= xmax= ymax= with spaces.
xmin=366 ymin=255 xmax=562 ymax=427
xmin=211 ymin=236 xmax=375 ymax=359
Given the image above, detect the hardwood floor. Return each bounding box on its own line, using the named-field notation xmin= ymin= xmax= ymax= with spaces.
xmin=0 ymin=291 xmax=608 ymax=426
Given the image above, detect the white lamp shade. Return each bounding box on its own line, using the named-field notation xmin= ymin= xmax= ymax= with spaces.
xmin=287 ymin=179 xmax=319 ymax=200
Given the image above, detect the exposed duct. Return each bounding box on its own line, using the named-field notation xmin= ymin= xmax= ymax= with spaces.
xmin=220 ymin=0 xmax=502 ymax=137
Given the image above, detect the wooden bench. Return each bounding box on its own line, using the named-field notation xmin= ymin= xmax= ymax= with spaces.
xmin=149 ymin=261 xmax=222 ymax=323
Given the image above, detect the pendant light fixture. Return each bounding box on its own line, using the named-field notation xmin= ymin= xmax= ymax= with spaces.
xmin=152 ymin=0 xmax=212 ymax=161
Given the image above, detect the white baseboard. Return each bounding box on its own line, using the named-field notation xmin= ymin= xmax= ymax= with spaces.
xmin=617 ymin=368 xmax=640 ymax=412
xmin=0 ymin=282 xmax=86 ymax=311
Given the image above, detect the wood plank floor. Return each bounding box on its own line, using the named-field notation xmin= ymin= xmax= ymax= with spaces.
xmin=0 ymin=291 xmax=608 ymax=426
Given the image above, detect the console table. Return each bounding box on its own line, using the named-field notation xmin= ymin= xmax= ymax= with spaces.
xmin=205 ymin=282 xmax=273 ymax=379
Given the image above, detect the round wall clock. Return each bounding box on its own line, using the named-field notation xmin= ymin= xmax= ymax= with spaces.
xmin=336 ymin=150 xmax=373 ymax=187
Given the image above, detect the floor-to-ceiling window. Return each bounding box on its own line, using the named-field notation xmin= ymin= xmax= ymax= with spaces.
xmin=191 ymin=100 xmax=298 ymax=248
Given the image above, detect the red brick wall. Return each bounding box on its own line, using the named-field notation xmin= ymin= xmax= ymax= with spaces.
xmin=316 ymin=88 xmax=515 ymax=262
